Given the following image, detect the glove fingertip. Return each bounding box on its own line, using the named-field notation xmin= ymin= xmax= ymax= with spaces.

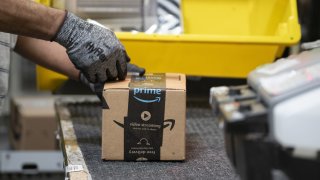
xmin=127 ymin=63 xmax=145 ymax=76
xmin=116 ymin=60 xmax=127 ymax=80
xmin=124 ymin=51 xmax=131 ymax=62
xmin=139 ymin=68 xmax=146 ymax=76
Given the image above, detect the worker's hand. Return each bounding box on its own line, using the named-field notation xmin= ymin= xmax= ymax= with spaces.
xmin=79 ymin=73 xmax=107 ymax=108
xmin=127 ymin=63 xmax=146 ymax=76
xmin=54 ymin=12 xmax=128 ymax=83
xmin=80 ymin=63 xmax=145 ymax=108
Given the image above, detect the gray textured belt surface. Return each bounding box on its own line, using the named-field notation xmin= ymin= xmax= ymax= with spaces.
xmin=59 ymin=100 xmax=238 ymax=180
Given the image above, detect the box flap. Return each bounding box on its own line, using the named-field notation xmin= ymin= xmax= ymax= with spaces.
xmin=103 ymin=73 xmax=186 ymax=91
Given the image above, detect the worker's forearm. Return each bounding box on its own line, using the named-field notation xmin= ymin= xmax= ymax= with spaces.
xmin=0 ymin=0 xmax=65 ymax=40
xmin=14 ymin=36 xmax=80 ymax=80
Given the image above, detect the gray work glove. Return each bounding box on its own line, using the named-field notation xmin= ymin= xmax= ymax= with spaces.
xmin=80 ymin=63 xmax=145 ymax=108
xmin=54 ymin=12 xmax=128 ymax=83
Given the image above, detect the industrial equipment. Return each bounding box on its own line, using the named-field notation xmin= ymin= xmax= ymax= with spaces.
xmin=210 ymin=48 xmax=320 ymax=180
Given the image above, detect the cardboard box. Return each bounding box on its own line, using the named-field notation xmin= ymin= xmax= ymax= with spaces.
xmin=102 ymin=73 xmax=186 ymax=161
xmin=10 ymin=96 xmax=58 ymax=150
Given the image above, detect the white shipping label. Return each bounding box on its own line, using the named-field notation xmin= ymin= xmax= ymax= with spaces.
xmin=66 ymin=165 xmax=84 ymax=173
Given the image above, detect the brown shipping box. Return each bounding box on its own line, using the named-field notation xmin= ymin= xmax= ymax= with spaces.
xmin=102 ymin=73 xmax=186 ymax=161
xmin=10 ymin=97 xmax=58 ymax=150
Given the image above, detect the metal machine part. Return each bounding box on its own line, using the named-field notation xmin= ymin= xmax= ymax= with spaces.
xmin=258 ymin=61 xmax=320 ymax=105
xmin=248 ymin=48 xmax=320 ymax=91
xmin=211 ymin=49 xmax=320 ymax=180
xmin=209 ymin=85 xmax=257 ymax=117
xmin=219 ymin=99 xmax=268 ymax=134
xmin=301 ymin=40 xmax=320 ymax=50
xmin=272 ymin=86 xmax=320 ymax=158
xmin=0 ymin=151 xmax=63 ymax=174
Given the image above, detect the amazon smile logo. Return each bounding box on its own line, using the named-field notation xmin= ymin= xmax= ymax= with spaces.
xmin=133 ymin=88 xmax=162 ymax=103
xmin=134 ymin=96 xmax=161 ymax=103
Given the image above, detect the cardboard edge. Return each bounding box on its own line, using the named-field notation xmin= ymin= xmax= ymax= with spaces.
xmin=103 ymin=73 xmax=187 ymax=91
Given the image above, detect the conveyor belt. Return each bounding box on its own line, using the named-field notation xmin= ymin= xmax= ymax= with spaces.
xmin=58 ymin=100 xmax=238 ymax=179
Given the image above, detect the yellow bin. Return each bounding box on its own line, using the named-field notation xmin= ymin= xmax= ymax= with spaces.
xmin=37 ymin=0 xmax=301 ymax=91
xmin=33 ymin=0 xmax=51 ymax=6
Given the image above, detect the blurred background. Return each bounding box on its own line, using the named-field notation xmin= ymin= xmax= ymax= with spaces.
xmin=1 ymin=0 xmax=319 ymax=179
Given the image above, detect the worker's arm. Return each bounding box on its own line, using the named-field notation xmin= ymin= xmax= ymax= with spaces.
xmin=0 ymin=0 xmax=65 ymax=40
xmin=14 ymin=36 xmax=144 ymax=108
xmin=14 ymin=36 xmax=145 ymax=81
xmin=14 ymin=36 xmax=80 ymax=80
xmin=0 ymin=0 xmax=129 ymax=83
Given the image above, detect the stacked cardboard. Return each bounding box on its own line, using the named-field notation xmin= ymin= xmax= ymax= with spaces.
xmin=10 ymin=96 xmax=58 ymax=150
